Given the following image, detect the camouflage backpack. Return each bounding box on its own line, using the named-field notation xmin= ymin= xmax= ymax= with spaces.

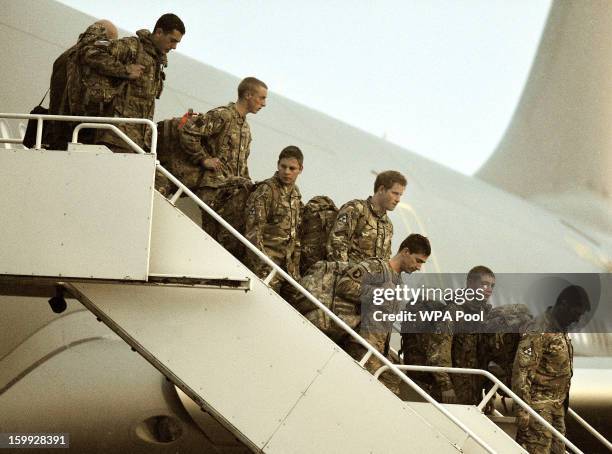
xmin=293 ymin=260 xmax=357 ymax=341
xmin=210 ymin=177 xmax=261 ymax=259
xmin=66 ymin=28 xmax=129 ymax=117
xmin=299 ymin=196 xmax=338 ymax=275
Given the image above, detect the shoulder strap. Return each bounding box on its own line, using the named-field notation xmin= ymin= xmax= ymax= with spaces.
xmin=38 ymin=88 xmax=50 ymax=107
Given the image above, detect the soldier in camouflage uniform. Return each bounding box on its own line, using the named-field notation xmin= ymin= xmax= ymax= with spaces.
xmin=513 ymin=285 xmax=590 ymax=454
xmin=194 ymin=77 xmax=268 ymax=243
xmin=244 ymin=146 xmax=302 ymax=294
xmin=86 ymin=14 xmax=185 ymax=153
xmin=155 ymin=109 xmax=222 ymax=196
xmin=335 ymin=234 xmax=430 ymax=397
xmin=47 ymin=20 xmax=118 ymax=149
xmin=401 ymin=300 xmax=456 ymax=403
xmin=327 ymin=170 xmax=406 ymax=265
xmin=479 ymin=304 xmax=533 ymax=387
xmin=451 ymin=266 xmax=495 ymax=405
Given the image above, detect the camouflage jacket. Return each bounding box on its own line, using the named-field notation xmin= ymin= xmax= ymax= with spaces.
xmin=65 ymin=23 xmax=123 ymax=117
xmin=198 ymin=103 xmax=252 ymax=188
xmin=157 ymin=112 xmax=208 ymax=189
xmin=244 ymin=174 xmax=302 ymax=276
xmin=335 ymin=258 xmax=397 ymax=304
xmin=336 ymin=258 xmax=400 ymax=355
xmin=512 ymin=308 xmax=573 ymax=406
xmin=84 ymin=29 xmax=167 ymax=148
xmin=401 ymin=300 xmax=454 ymax=392
xmin=479 ymin=304 xmax=533 ymax=384
xmin=326 ymin=197 xmax=393 ymax=265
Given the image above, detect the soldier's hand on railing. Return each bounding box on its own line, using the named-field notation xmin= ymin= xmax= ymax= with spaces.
xmin=203 ymin=157 xmax=222 ymax=171
xmin=440 ymin=389 xmax=458 ymax=404
xmin=126 ymin=64 xmax=145 ymax=80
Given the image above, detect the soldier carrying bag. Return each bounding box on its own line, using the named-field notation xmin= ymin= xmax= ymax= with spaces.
xmin=292 ymin=260 xmax=357 ymax=342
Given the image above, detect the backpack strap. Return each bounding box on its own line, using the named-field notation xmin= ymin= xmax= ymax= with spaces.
xmin=38 ymin=88 xmax=50 ymax=107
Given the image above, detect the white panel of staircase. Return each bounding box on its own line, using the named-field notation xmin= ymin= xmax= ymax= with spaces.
xmin=0 ymin=149 xmax=155 ymax=280
xmin=66 ymin=281 xmax=464 ymax=452
xmin=263 ymin=351 xmax=460 ymax=453
xmin=148 ymin=192 xmax=250 ymax=281
xmin=407 ymin=402 xmax=527 ymax=453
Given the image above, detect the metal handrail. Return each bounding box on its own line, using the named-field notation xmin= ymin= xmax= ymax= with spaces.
xmin=567 ymin=408 xmax=612 ymax=451
xmin=73 ymin=124 xmax=144 ymax=154
xmin=374 ymin=363 xmax=595 ymax=454
xmin=0 ymin=114 xmax=495 ymax=453
xmin=0 ymin=113 xmax=157 ymax=153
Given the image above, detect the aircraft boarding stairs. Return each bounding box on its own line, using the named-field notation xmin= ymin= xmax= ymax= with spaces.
xmin=1 ymin=114 xmax=604 ymax=454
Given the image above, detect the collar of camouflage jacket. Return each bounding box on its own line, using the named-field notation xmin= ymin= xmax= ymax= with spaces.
xmin=136 ymin=29 xmax=168 ymax=67
xmin=366 ymin=196 xmax=388 ymax=218
xmin=227 ymin=102 xmax=246 ymax=122
xmin=272 ymin=173 xmax=301 ymax=195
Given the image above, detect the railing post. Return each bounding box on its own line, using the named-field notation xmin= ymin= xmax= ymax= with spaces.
xmin=477 ymin=383 xmax=499 ymax=412
xmin=263 ymin=269 xmax=276 ymax=285
xmin=169 ymin=188 xmax=183 ymax=205
xmin=35 ymin=117 xmax=43 ymax=149
xmin=359 ymin=350 xmax=373 ymax=367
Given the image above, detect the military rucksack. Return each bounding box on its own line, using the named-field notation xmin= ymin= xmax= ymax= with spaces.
xmin=299 ymin=196 xmax=338 ymax=275
xmin=292 ymin=260 xmax=357 ymax=341
xmin=209 ymin=177 xmax=259 ymax=259
xmin=66 ymin=34 xmax=128 ymax=117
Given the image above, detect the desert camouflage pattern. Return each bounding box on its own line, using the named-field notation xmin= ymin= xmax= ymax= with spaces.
xmin=336 ymin=258 xmax=402 ymax=396
xmin=299 ymin=196 xmax=338 ymax=275
xmin=295 ymin=260 xmax=354 ymax=341
xmin=244 ymin=174 xmax=301 ymax=292
xmin=401 ymin=300 xmax=455 ymax=400
xmin=67 ymin=23 xmax=126 ymax=118
xmin=479 ymin=304 xmax=533 ymax=386
xmin=513 ymin=308 xmax=573 ymax=454
xmin=155 ymin=112 xmax=209 ymax=193
xmin=450 ymin=299 xmax=492 ymax=404
xmin=326 ymin=197 xmax=393 ymax=265
xmin=48 ymin=23 xmax=113 ymax=148
xmin=90 ymin=29 xmax=167 ymax=151
xmin=198 ymin=103 xmax=252 ymax=188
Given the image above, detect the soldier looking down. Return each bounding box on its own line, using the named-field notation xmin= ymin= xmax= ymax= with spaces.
xmin=195 ymin=77 xmax=268 ymax=243
xmin=512 ymin=285 xmax=590 ymax=454
xmin=89 ymin=13 xmax=185 ymax=153
xmin=244 ymin=146 xmax=303 ymax=295
xmin=335 ymin=234 xmax=430 ymax=397
xmin=327 ymin=170 xmax=406 ymax=265
xmin=451 ymin=265 xmax=495 ymax=405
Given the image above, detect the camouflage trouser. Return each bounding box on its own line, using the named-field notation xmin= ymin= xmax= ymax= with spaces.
xmin=344 ymin=332 xmax=401 ymax=397
xmin=196 ymin=187 xmax=220 ymax=238
xmin=154 ymin=170 xmax=175 ymax=197
xmin=194 ymin=187 xmax=245 ymax=262
xmin=516 ymin=403 xmax=566 ymax=454
xmin=248 ymin=254 xmax=300 ymax=304
xmin=452 ymin=333 xmax=484 ymax=405
xmin=401 ymin=333 xmax=441 ymax=401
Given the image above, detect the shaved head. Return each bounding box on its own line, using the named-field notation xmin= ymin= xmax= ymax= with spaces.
xmin=95 ymin=19 xmax=118 ymax=40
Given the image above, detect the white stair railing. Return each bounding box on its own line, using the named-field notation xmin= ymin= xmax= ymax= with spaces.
xmin=374 ymin=363 xmax=612 ymax=454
